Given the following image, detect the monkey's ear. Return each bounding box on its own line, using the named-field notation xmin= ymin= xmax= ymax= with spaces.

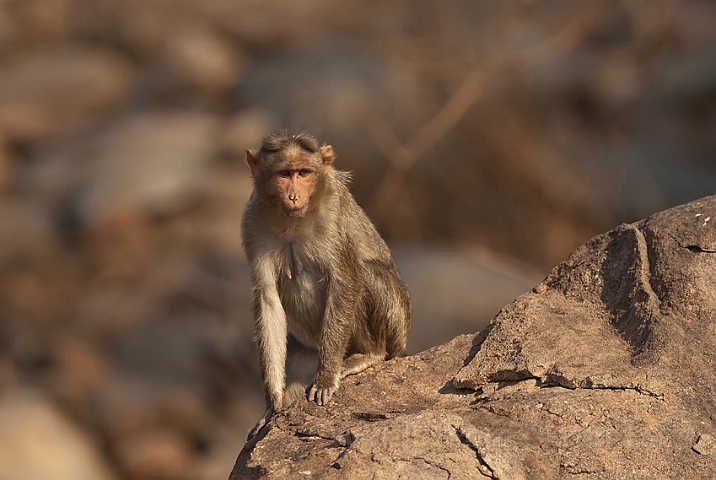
xmin=246 ymin=149 xmax=260 ymax=178
xmin=320 ymin=145 xmax=334 ymax=174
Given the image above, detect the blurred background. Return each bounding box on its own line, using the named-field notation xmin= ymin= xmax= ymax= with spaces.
xmin=0 ymin=0 xmax=714 ymax=478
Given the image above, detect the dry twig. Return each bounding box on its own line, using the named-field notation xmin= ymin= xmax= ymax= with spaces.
xmin=367 ymin=0 xmax=614 ymax=230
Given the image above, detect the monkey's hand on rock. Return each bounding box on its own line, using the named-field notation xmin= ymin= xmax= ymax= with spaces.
xmin=247 ymin=406 xmax=275 ymax=440
xmin=307 ymin=373 xmax=339 ymax=406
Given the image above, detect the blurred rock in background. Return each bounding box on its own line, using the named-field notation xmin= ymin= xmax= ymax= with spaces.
xmin=0 ymin=0 xmax=714 ymax=478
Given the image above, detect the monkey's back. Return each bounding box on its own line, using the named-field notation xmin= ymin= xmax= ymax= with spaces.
xmin=327 ymin=170 xmax=412 ymax=357
xmin=327 ymin=171 xmax=397 ymax=265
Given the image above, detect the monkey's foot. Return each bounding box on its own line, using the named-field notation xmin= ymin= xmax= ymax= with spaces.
xmin=340 ymin=353 xmax=384 ymax=378
xmin=247 ymin=407 xmax=275 ymax=440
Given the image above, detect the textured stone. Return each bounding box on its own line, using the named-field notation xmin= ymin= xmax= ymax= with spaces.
xmin=231 ymin=194 xmax=716 ymax=479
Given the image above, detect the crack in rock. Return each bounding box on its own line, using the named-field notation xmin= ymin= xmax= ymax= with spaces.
xmin=413 ymin=457 xmax=452 ymax=478
xmin=454 ymin=222 xmax=672 ymax=397
xmin=669 ymin=233 xmax=716 ymax=253
xmin=693 ymin=434 xmax=716 ymax=455
xmin=454 ymin=425 xmax=495 ymax=478
xmin=540 ymin=372 xmax=663 ymax=398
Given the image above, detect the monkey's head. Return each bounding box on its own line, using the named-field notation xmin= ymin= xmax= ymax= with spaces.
xmin=246 ymin=131 xmax=334 ymax=217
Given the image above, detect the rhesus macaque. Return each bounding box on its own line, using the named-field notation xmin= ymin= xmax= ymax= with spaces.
xmin=242 ymin=130 xmax=411 ymax=439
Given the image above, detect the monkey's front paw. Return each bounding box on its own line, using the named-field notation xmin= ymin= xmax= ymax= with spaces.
xmin=307 ymin=377 xmax=338 ymax=406
xmin=247 ymin=407 xmax=275 ymax=440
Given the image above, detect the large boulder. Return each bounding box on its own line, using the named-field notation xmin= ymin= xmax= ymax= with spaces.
xmin=0 ymin=389 xmax=117 ymax=480
xmin=0 ymin=46 xmax=133 ymax=143
xmin=231 ymin=194 xmax=716 ymax=479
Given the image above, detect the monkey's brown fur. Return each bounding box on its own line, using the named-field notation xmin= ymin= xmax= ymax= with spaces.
xmin=242 ymin=130 xmax=411 ymax=438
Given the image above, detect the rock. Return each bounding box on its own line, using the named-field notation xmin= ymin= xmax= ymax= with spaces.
xmin=71 ymin=1 xmax=245 ymax=103
xmin=114 ymin=428 xmax=193 ymax=479
xmin=0 ymin=356 xmax=15 ymax=393
xmin=71 ymin=0 xmax=169 ymax=58
xmin=0 ymin=388 xmax=117 ymax=480
xmin=0 ymin=46 xmax=133 ymax=142
xmin=0 ymin=7 xmax=19 ymax=53
xmin=74 ymin=283 xmax=161 ymax=336
xmin=189 ymin=0 xmax=369 ymax=47
xmin=240 ymin=43 xmax=430 ymax=138
xmin=0 ymin=133 xmax=13 ymax=192
xmin=0 ymin=197 xmax=54 ymax=265
xmin=231 ymin=194 xmax=716 ymax=479
xmin=93 ymin=377 xmax=207 ymax=478
xmin=231 ymin=335 xmax=483 ymax=480
xmin=164 ymin=25 xmax=245 ymax=96
xmin=221 ymin=109 xmax=276 ymax=160
xmin=85 ymin=203 xmax=158 ymax=279
xmin=80 ymin=112 xmax=220 ymax=225
xmin=93 ymin=373 xmax=210 ymax=442
xmin=3 ymin=0 xmax=73 ymax=46
xmin=693 ymin=434 xmax=716 ymax=456
xmin=53 ymin=336 xmax=112 ymax=408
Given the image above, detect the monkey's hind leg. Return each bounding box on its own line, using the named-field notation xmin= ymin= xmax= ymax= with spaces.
xmin=340 ymin=353 xmax=385 ymax=378
xmin=284 ymin=346 xmax=318 ymax=405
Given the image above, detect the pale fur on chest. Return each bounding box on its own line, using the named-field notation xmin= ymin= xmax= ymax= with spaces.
xmin=276 ymin=240 xmax=326 ymax=349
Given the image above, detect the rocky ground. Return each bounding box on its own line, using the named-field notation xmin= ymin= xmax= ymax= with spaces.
xmin=0 ymin=1 xmax=714 ymax=479
xmin=233 ymin=195 xmax=716 ymax=479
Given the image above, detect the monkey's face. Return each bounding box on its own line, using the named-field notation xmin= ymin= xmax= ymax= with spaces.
xmin=269 ymin=162 xmax=319 ymax=217
xmin=247 ymin=140 xmax=334 ymax=218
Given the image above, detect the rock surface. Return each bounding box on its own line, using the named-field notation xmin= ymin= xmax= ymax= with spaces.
xmin=231 ymin=194 xmax=716 ymax=479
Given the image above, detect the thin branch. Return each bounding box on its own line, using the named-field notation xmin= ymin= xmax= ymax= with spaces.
xmin=514 ymin=0 xmax=613 ymax=68
xmin=367 ymin=69 xmax=485 ymax=224
xmin=367 ymin=0 xmax=614 ymax=229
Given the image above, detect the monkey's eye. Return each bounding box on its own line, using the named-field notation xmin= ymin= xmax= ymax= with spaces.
xmin=278 ymin=170 xmax=291 ymax=178
xmin=298 ymin=169 xmax=311 ymax=177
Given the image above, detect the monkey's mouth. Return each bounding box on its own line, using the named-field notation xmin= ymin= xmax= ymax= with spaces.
xmin=283 ymin=205 xmax=307 ymax=217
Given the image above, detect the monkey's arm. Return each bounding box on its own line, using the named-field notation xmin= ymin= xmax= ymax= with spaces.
xmin=248 ymin=255 xmax=287 ymax=438
xmin=308 ymin=266 xmax=359 ymax=406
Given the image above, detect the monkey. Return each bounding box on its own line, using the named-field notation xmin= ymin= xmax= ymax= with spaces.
xmin=241 ymin=130 xmax=411 ymax=439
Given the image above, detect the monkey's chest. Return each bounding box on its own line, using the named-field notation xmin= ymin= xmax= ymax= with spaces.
xmin=277 ymin=260 xmax=325 ymax=348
